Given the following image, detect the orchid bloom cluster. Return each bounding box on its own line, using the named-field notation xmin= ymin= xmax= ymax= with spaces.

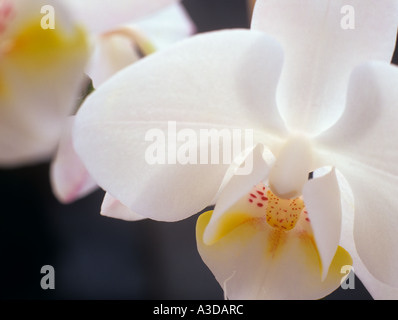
xmin=0 ymin=0 xmax=193 ymax=201
xmin=73 ymin=0 xmax=398 ymax=300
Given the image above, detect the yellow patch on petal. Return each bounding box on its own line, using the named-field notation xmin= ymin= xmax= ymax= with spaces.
xmin=4 ymin=19 xmax=87 ymax=69
xmin=0 ymin=15 xmax=87 ymax=101
xmin=266 ymin=228 xmax=287 ymax=257
xmin=0 ymin=73 xmax=6 ymax=97
xmin=136 ymin=37 xmax=156 ymax=57
xmin=197 ymin=210 xmax=217 ymax=237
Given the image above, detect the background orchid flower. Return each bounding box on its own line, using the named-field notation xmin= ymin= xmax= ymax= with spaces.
xmin=73 ymin=0 xmax=398 ymax=299
xmin=83 ymin=1 xmax=195 ymax=89
xmin=0 ymin=0 xmax=88 ymax=167
xmin=50 ymin=1 xmax=195 ymax=204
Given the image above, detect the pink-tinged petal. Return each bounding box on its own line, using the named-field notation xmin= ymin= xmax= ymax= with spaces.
xmin=204 ymin=144 xmax=273 ymax=245
xmin=101 ymin=193 xmax=146 ymax=221
xmin=252 ymin=0 xmax=398 ymax=136
xmin=66 ymin=0 xmax=180 ymax=34
xmin=302 ymin=168 xmax=342 ymax=281
xmin=197 ymin=210 xmax=352 ymax=299
xmin=317 ymin=62 xmax=398 ymax=287
xmin=74 ymin=29 xmax=285 ymax=221
xmin=50 ymin=117 xmax=98 ymax=204
xmin=0 ymin=0 xmax=88 ymax=166
xmin=326 ymin=168 xmax=398 ymax=299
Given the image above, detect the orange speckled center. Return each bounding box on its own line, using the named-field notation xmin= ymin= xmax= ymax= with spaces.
xmin=248 ymin=183 xmax=307 ymax=231
xmin=265 ymin=189 xmax=304 ymax=230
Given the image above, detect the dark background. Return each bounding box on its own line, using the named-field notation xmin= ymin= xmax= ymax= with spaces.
xmin=0 ymin=0 xmax=396 ymax=300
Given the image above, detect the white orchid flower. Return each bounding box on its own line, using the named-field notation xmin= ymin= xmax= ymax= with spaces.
xmin=50 ymin=1 xmax=195 ymax=203
xmin=0 ymin=0 xmax=88 ymax=166
xmin=73 ymin=0 xmax=398 ymax=299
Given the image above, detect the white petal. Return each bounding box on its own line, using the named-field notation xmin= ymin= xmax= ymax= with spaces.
xmin=313 ymin=167 xmax=354 ymax=258
xmin=76 ymin=29 xmax=286 ymax=139
xmin=302 ymin=168 xmax=342 ymax=281
xmin=317 ymin=62 xmax=398 ymax=287
xmin=203 ymin=144 xmax=273 ymax=245
xmin=132 ymin=3 xmax=196 ymax=50
xmin=252 ymin=0 xmax=398 ymax=136
xmin=354 ymin=253 xmax=398 ymax=300
xmin=74 ymin=29 xmax=285 ymax=221
xmin=66 ymin=0 xmax=180 ymax=34
xmin=101 ymin=193 xmax=146 ymax=221
xmin=0 ymin=0 xmax=88 ymax=166
xmin=87 ymin=2 xmax=195 ymax=89
xmin=50 ymin=117 xmax=98 ymax=204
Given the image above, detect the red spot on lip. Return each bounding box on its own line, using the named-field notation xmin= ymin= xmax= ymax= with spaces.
xmin=305 ymin=217 xmax=310 ymax=222
xmin=256 ymin=191 xmax=264 ymax=196
xmin=249 ymin=199 xmax=253 ymax=203
xmin=250 ymin=193 xmax=257 ymax=198
xmin=261 ymin=196 xmax=268 ymax=201
xmin=257 ymin=203 xmax=263 ymax=207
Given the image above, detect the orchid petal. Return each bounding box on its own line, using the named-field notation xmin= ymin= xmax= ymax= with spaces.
xmin=317 ymin=62 xmax=398 ymax=287
xmin=50 ymin=117 xmax=98 ymax=204
xmin=355 ymin=257 xmax=398 ymax=300
xmin=101 ymin=193 xmax=146 ymax=221
xmin=302 ymin=168 xmax=342 ymax=281
xmin=197 ymin=210 xmax=352 ymax=299
xmin=320 ymin=167 xmax=398 ymax=299
xmin=132 ymin=3 xmax=196 ymax=50
xmin=203 ymin=144 xmax=273 ymax=245
xmin=0 ymin=0 xmax=88 ymax=166
xmin=66 ymin=0 xmax=180 ymax=34
xmin=252 ymin=0 xmax=398 ymax=136
xmin=74 ymin=29 xmax=285 ymax=221
xmin=87 ymin=3 xmax=195 ymax=88
xmin=330 ymin=168 xmax=398 ymax=299
xmin=86 ymin=28 xmax=142 ymax=89
xmin=76 ymin=30 xmax=286 ymax=139
xmin=87 ymin=3 xmax=194 ymax=89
